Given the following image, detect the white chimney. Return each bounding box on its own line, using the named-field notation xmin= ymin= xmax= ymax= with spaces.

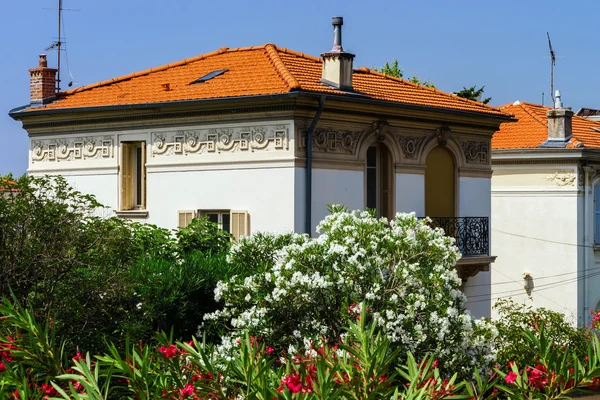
xmin=541 ymin=89 xmax=573 ymax=148
xmin=321 ymin=17 xmax=355 ymax=91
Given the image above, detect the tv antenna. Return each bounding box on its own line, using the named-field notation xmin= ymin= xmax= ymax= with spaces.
xmin=44 ymin=0 xmax=80 ymax=92
xmin=547 ymin=32 xmax=556 ymax=107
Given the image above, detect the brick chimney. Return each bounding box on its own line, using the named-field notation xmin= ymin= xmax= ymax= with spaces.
xmin=321 ymin=17 xmax=355 ymax=91
xmin=541 ymin=90 xmax=573 ymax=148
xmin=29 ymin=54 xmax=57 ymax=106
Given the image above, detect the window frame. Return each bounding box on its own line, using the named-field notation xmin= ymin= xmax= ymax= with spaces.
xmin=120 ymin=141 xmax=147 ymax=212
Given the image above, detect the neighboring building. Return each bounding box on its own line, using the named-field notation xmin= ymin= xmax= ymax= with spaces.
xmin=486 ymin=94 xmax=600 ymax=325
xmin=9 ymin=18 xmax=512 ymax=315
xmin=577 ymin=108 xmax=600 ymax=122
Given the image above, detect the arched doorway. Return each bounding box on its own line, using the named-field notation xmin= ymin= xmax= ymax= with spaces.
xmin=365 ymin=142 xmax=393 ymax=219
xmin=425 ymin=146 xmax=455 ymax=217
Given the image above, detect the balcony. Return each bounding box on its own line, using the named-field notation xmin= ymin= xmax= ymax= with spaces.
xmin=424 ymin=217 xmax=494 ymax=280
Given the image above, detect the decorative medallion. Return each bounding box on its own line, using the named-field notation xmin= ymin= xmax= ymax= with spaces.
xmin=300 ymin=128 xmax=364 ymax=154
xmin=396 ymin=135 xmax=426 ymax=159
xmin=545 ymin=171 xmax=576 ymax=187
xmin=460 ymin=140 xmax=489 ymax=164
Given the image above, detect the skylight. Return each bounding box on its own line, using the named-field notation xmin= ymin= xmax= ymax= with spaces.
xmin=190 ymin=69 xmax=228 ymax=84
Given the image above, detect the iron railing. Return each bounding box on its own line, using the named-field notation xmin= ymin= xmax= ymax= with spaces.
xmin=426 ymin=217 xmax=489 ymax=257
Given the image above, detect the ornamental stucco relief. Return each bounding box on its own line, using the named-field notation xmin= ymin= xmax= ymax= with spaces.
xmin=546 ymin=170 xmax=576 ymax=187
xmin=31 ymin=136 xmax=114 ymax=163
xmin=299 ymin=128 xmax=364 ymax=154
xmin=460 ymin=140 xmax=489 ymax=164
xmin=394 ymin=135 xmax=426 ymax=159
xmin=152 ymin=125 xmax=289 ymax=157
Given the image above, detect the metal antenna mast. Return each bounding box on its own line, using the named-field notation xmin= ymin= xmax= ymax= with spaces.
xmin=44 ymin=0 xmax=79 ymax=93
xmin=547 ymin=32 xmax=556 ymax=107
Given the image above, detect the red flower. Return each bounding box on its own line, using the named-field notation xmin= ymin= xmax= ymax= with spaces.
xmin=39 ymin=383 xmax=57 ymax=396
xmin=73 ymin=352 xmax=84 ymax=362
xmin=265 ymin=346 xmax=274 ymax=355
xmin=505 ymin=372 xmax=517 ymax=384
xmin=157 ymin=344 xmax=179 ymax=359
xmin=180 ymin=383 xmax=195 ymax=397
xmin=0 ymin=361 xmax=5 ymax=373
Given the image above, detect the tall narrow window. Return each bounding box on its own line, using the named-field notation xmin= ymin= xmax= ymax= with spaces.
xmin=595 ymin=184 xmax=600 ymax=244
xmin=120 ymin=141 xmax=146 ymax=210
xmin=365 ymin=143 xmax=393 ymax=219
xmin=425 ymin=146 xmax=455 ymax=218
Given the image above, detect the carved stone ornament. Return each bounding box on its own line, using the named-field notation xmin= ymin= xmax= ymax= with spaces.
xmin=152 ymin=125 xmax=289 ymax=156
xmin=31 ymin=136 xmax=114 ymax=163
xmin=395 ymin=135 xmax=426 ymax=159
xmin=300 ymin=127 xmax=364 ymax=154
xmin=546 ymin=170 xmax=576 ymax=187
xmin=460 ymin=140 xmax=489 ymax=164
xmin=436 ymin=126 xmax=451 ymax=146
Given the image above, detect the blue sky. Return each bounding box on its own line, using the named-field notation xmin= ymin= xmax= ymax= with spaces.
xmin=2 ymin=0 xmax=599 ymax=175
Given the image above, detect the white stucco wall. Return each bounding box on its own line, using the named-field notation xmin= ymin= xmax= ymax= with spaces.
xmin=147 ymin=167 xmax=296 ymax=232
xmin=459 ymin=176 xmax=491 ymax=218
xmin=310 ymin=168 xmax=363 ymax=235
xmin=395 ymin=173 xmax=425 ymax=216
xmin=490 ymin=166 xmax=581 ymax=323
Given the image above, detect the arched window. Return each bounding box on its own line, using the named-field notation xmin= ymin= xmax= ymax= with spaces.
xmin=595 ymin=184 xmax=600 ymax=244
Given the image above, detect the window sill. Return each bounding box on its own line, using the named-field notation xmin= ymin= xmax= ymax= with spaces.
xmin=116 ymin=210 xmax=149 ymax=219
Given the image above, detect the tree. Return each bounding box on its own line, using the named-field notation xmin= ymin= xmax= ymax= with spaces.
xmin=378 ymin=60 xmax=436 ymax=88
xmin=454 ymin=85 xmax=491 ymax=104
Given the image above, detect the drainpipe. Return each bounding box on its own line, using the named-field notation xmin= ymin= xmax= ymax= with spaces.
xmin=584 ymin=166 xmax=593 ymax=325
xmin=305 ymin=96 xmax=326 ymax=236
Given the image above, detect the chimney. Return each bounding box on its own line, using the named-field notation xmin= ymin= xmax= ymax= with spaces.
xmin=29 ymin=54 xmax=57 ymax=106
xmin=321 ymin=17 xmax=355 ymax=91
xmin=541 ymin=90 xmax=573 ymax=148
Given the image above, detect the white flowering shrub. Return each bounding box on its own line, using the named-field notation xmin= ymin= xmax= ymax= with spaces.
xmin=206 ymin=206 xmax=497 ymax=376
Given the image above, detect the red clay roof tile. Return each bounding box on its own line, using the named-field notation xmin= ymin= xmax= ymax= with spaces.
xmin=38 ymin=44 xmax=506 ymax=117
xmin=493 ymin=101 xmax=600 ymax=149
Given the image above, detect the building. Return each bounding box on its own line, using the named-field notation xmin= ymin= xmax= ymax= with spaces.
xmin=9 ymin=18 xmax=513 ymax=315
xmin=487 ymin=93 xmax=600 ymax=325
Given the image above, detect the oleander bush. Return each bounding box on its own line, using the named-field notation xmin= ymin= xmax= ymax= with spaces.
xmin=206 ymin=205 xmax=497 ymax=378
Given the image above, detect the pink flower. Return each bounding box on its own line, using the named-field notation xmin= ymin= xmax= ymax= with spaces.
xmin=73 ymin=352 xmax=84 ymax=362
xmin=0 ymin=361 xmax=5 ymax=373
xmin=265 ymin=346 xmax=274 ymax=355
xmin=157 ymin=344 xmax=179 ymax=359
xmin=505 ymin=372 xmax=517 ymax=384
xmin=180 ymin=383 xmax=195 ymax=397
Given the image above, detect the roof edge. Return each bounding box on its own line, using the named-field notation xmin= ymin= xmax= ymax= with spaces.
xmin=264 ymin=44 xmax=301 ymax=90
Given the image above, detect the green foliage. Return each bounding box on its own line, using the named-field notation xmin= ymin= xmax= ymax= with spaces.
xmin=130 ymin=251 xmax=237 ymax=340
xmin=175 ymin=217 xmax=232 ymax=255
xmin=492 ymin=299 xmax=590 ymax=367
xmin=379 ymin=59 xmax=403 ymax=78
xmin=377 ymin=60 xmax=436 ymax=88
xmin=130 ymin=222 xmax=177 ymax=261
xmin=454 ymin=85 xmax=491 ymax=104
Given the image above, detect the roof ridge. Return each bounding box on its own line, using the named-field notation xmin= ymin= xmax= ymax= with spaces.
xmin=355 ymin=67 xmax=502 ymax=113
xmin=274 ymin=45 xmax=323 ymax=63
xmin=264 ymin=44 xmax=301 ymax=90
xmin=60 ymin=45 xmax=271 ymax=96
xmin=518 ymin=102 xmax=548 ymax=128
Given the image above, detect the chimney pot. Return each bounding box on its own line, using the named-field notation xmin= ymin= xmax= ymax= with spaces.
xmin=540 ymin=92 xmax=573 ymax=148
xmin=38 ymin=54 xmax=48 ymax=68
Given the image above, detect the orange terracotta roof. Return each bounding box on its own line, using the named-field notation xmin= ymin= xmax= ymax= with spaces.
xmin=493 ymin=101 xmax=600 ymax=149
xmin=35 ymin=44 xmax=506 ymax=117
xmin=0 ymin=179 xmax=18 ymax=193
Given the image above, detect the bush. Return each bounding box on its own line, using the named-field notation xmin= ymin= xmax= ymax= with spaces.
xmin=206 ymin=206 xmax=497 ymax=377
xmin=175 ymin=217 xmax=232 ymax=255
xmin=492 ymin=299 xmax=590 ymax=368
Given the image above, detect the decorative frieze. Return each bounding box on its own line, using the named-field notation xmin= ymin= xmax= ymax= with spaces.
xmin=299 ymin=128 xmax=364 ymax=154
xmin=546 ymin=170 xmax=576 ymax=187
xmin=461 ymin=140 xmax=489 ymax=164
xmin=31 ymin=136 xmax=113 ymax=163
xmin=395 ymin=135 xmax=426 ymax=159
xmin=152 ymin=125 xmax=289 ymax=157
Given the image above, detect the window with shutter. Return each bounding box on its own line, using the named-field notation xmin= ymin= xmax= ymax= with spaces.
xmin=197 ymin=210 xmax=250 ymax=240
xmin=178 ymin=210 xmax=196 ymax=228
xmin=120 ymin=141 xmax=146 ymax=211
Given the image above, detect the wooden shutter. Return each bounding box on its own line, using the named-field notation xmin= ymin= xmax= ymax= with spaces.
xmin=178 ymin=210 xmax=196 ymax=228
xmin=120 ymin=143 xmax=133 ymax=210
xmin=230 ymin=210 xmax=249 ymax=240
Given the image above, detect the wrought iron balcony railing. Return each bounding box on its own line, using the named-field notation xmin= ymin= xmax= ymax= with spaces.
xmin=425 ymin=217 xmax=489 ymax=257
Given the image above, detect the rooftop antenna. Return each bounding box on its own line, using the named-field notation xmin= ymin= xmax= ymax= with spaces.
xmin=547 ymin=32 xmax=556 ymax=107
xmin=44 ymin=0 xmax=80 ymax=92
